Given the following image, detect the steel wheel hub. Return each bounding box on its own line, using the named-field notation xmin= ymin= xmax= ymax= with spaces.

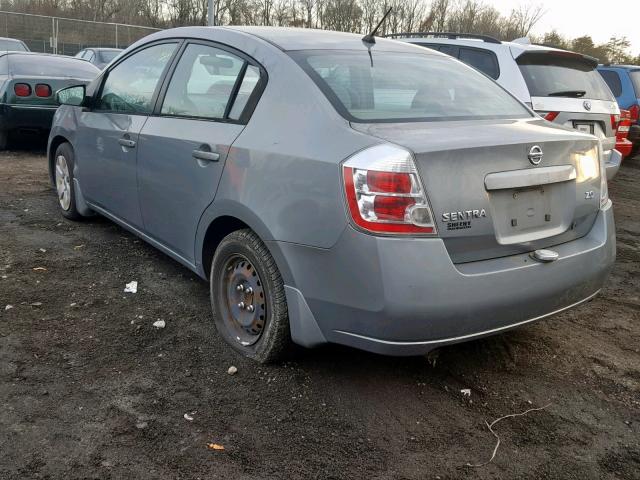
xmin=55 ymin=155 xmax=71 ymax=211
xmin=220 ymin=254 xmax=266 ymax=345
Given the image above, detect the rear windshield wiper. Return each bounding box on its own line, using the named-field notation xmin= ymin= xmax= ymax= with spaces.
xmin=547 ymin=90 xmax=587 ymax=98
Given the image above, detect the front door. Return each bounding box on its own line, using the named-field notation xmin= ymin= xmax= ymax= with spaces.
xmin=137 ymin=42 xmax=263 ymax=263
xmin=76 ymin=41 xmax=179 ymax=228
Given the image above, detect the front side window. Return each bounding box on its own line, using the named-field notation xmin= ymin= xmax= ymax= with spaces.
xmin=291 ymin=50 xmax=530 ymax=123
xmin=517 ymin=52 xmax=614 ymax=101
xmin=161 ymin=43 xmax=260 ymax=121
xmin=458 ymin=47 xmax=499 ymax=79
xmin=95 ymin=42 xmax=177 ymax=114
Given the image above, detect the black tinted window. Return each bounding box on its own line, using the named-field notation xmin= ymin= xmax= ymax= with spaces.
xmin=459 ymin=47 xmax=499 ymax=79
xmin=517 ymin=53 xmax=614 ymax=100
xmin=9 ymin=55 xmax=99 ymax=78
xmin=96 ymin=43 xmax=177 ymax=114
xmin=599 ymin=70 xmax=622 ymax=97
xmin=630 ymin=71 xmax=640 ymax=97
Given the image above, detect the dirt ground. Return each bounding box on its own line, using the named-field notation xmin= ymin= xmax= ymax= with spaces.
xmin=0 ymin=137 xmax=639 ymax=480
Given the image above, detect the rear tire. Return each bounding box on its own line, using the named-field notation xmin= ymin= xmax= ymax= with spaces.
xmin=53 ymin=143 xmax=82 ymax=220
xmin=210 ymin=229 xmax=291 ymax=363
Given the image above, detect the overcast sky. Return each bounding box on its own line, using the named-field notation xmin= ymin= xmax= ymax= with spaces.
xmin=488 ymin=0 xmax=640 ymax=56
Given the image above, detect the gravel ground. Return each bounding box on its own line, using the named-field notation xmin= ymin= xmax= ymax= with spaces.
xmin=1 ymin=139 xmax=639 ymax=479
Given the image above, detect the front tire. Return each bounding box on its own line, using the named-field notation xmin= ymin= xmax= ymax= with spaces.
xmin=210 ymin=229 xmax=291 ymax=363
xmin=53 ymin=143 xmax=82 ymax=220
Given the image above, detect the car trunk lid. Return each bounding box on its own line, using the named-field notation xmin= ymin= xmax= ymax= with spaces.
xmin=8 ymin=76 xmax=88 ymax=106
xmin=351 ymin=118 xmax=603 ymax=263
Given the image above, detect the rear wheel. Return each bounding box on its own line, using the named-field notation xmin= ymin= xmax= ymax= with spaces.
xmin=210 ymin=229 xmax=291 ymax=363
xmin=54 ymin=143 xmax=82 ymax=220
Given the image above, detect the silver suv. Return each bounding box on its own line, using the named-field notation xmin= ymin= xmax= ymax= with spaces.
xmin=390 ymin=33 xmax=623 ymax=179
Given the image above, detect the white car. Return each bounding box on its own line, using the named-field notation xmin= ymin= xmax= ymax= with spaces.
xmin=389 ymin=33 xmax=622 ymax=179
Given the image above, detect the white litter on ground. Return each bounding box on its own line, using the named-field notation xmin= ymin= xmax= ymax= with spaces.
xmin=183 ymin=413 xmax=194 ymax=421
xmin=124 ymin=281 xmax=138 ymax=293
xmin=5 ymin=305 xmax=13 ymax=311
xmin=461 ymin=389 xmax=471 ymax=397
xmin=227 ymin=366 xmax=238 ymax=375
xmin=153 ymin=320 xmax=166 ymax=329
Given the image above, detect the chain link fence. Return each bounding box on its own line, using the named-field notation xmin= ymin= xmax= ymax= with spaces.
xmin=0 ymin=11 xmax=161 ymax=56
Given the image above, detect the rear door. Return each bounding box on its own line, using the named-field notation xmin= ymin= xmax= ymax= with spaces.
xmin=515 ymin=51 xmax=619 ymax=154
xmin=76 ymin=41 xmax=179 ymax=228
xmin=136 ymin=41 xmax=265 ymax=262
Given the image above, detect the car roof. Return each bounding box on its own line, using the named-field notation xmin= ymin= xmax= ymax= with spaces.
xmin=0 ymin=36 xmax=24 ymax=42
xmin=141 ymin=26 xmax=443 ymax=54
xmin=598 ymin=64 xmax=640 ymax=70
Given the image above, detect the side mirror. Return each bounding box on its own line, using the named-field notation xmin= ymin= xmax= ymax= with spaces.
xmin=56 ymin=85 xmax=86 ymax=107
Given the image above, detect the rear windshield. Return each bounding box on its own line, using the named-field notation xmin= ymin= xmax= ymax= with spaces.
xmin=630 ymin=71 xmax=640 ymax=97
xmin=98 ymin=50 xmax=120 ymax=63
xmin=0 ymin=39 xmax=27 ymax=52
xmin=290 ymin=50 xmax=531 ymax=123
xmin=517 ymin=52 xmax=614 ymax=101
xmin=9 ymin=55 xmax=99 ymax=78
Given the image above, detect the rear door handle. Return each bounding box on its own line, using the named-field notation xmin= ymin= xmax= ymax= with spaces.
xmin=192 ymin=149 xmax=220 ymax=162
xmin=118 ymin=138 xmax=136 ymax=148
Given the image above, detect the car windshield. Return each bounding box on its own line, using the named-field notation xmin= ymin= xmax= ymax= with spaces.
xmin=290 ymin=50 xmax=531 ymax=123
xmin=0 ymin=39 xmax=27 ymax=52
xmin=630 ymin=70 xmax=640 ymax=97
xmin=98 ymin=50 xmax=120 ymax=63
xmin=9 ymin=55 xmax=99 ymax=78
xmin=517 ymin=52 xmax=614 ymax=101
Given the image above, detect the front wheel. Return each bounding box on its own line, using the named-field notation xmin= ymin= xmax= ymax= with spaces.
xmin=53 ymin=143 xmax=82 ymax=220
xmin=210 ymin=229 xmax=291 ymax=363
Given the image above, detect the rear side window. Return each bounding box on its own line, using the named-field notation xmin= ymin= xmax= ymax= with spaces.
xmin=599 ymin=70 xmax=622 ymax=97
xmin=95 ymin=42 xmax=177 ymax=114
xmin=161 ymin=43 xmax=260 ymax=121
xmin=0 ymin=39 xmax=27 ymax=52
xmin=292 ymin=50 xmax=530 ymax=123
xmin=630 ymin=71 xmax=640 ymax=97
xmin=8 ymin=55 xmax=99 ymax=78
xmin=517 ymin=52 xmax=614 ymax=101
xmin=458 ymin=47 xmax=499 ymax=79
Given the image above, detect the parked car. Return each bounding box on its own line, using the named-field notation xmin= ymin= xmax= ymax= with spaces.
xmin=598 ymin=64 xmax=640 ymax=156
xmin=75 ymin=47 xmax=123 ymax=69
xmin=48 ymin=27 xmax=615 ymax=362
xmin=387 ymin=33 xmax=623 ymax=178
xmin=0 ymin=36 xmax=29 ymax=52
xmin=0 ymin=52 xmax=99 ymax=150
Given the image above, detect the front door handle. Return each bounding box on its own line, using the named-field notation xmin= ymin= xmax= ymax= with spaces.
xmin=192 ymin=149 xmax=220 ymax=163
xmin=118 ymin=138 xmax=136 ymax=148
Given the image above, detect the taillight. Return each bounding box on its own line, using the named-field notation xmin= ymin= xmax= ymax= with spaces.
xmin=629 ymin=104 xmax=639 ymax=123
xmin=610 ymin=114 xmax=620 ymax=132
xmin=14 ymin=83 xmax=31 ymax=97
xmin=617 ymin=110 xmax=631 ymax=140
xmin=35 ymin=84 xmax=52 ymax=97
xmin=543 ymin=111 xmax=559 ymax=122
xmin=342 ymin=144 xmax=436 ymax=235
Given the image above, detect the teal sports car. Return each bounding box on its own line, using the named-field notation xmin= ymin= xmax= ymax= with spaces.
xmin=0 ymin=52 xmax=99 ymax=149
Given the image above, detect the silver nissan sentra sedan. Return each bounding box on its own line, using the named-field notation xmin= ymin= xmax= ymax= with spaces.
xmin=48 ymin=26 xmax=616 ymax=362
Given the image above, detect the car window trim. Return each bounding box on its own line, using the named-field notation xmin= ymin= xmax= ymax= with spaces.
xmin=456 ymin=45 xmax=500 ymax=80
xmin=90 ymin=39 xmax=184 ymax=116
xmin=152 ymin=38 xmax=268 ymax=125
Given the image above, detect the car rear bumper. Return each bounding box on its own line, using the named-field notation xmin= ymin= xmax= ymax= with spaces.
xmin=274 ymin=201 xmax=615 ymax=356
xmin=0 ymin=104 xmax=58 ymax=131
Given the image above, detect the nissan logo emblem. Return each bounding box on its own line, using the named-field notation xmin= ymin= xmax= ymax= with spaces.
xmin=583 ymin=100 xmax=592 ymax=111
xmin=528 ymin=145 xmax=544 ymax=165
